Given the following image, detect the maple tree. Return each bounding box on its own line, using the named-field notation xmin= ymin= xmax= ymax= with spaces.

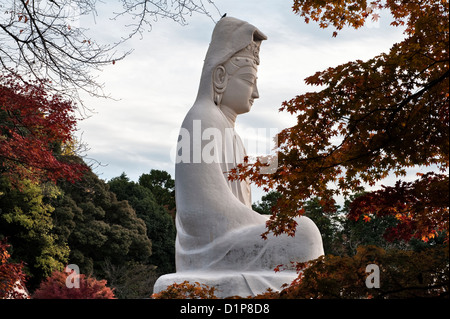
xmin=0 ymin=75 xmax=87 ymax=186
xmin=151 ymin=280 xmax=217 ymax=299
xmin=0 ymin=239 xmax=28 ymax=299
xmin=32 ymin=268 xmax=115 ymax=299
xmin=231 ymin=0 xmax=449 ymax=242
xmin=274 ymin=244 xmax=449 ymax=299
xmin=349 ymin=172 xmax=449 ymax=242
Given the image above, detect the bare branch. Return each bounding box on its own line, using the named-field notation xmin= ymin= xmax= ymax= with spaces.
xmin=113 ymin=0 xmax=221 ymax=39
xmin=0 ymin=0 xmax=220 ymax=111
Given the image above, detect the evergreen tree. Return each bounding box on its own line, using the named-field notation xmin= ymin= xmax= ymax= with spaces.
xmin=108 ymin=172 xmax=176 ymax=274
xmin=139 ymin=169 xmax=176 ymax=211
xmin=51 ymin=159 xmax=152 ymax=278
xmin=252 ymin=191 xmax=281 ymax=215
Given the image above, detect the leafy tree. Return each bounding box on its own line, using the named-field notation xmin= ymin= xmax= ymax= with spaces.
xmin=349 ymin=173 xmax=449 ymax=243
xmin=139 ymin=169 xmax=176 ymax=211
xmin=0 ymin=75 xmax=87 ymax=187
xmin=0 ymin=239 xmax=28 ymax=299
xmin=108 ymin=172 xmax=176 ymax=274
xmin=335 ymin=194 xmax=411 ymax=256
xmin=102 ymin=259 xmax=159 ymax=299
xmin=0 ymin=177 xmax=69 ymax=289
xmin=303 ymin=193 xmax=445 ymax=257
xmin=151 ymin=244 xmax=449 ymax=299
xmin=302 ymin=198 xmax=343 ymax=255
xmin=275 ymin=244 xmax=449 ymax=299
xmin=33 ymin=269 xmax=115 ymax=299
xmin=151 ymin=280 xmax=218 ymax=299
xmin=231 ymin=0 xmax=449 ymax=243
xmin=252 ymin=191 xmax=281 ymax=215
xmin=51 ymin=160 xmax=152 ymax=279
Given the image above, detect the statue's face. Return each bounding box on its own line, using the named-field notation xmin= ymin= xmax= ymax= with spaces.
xmin=220 ymin=65 xmax=259 ymax=114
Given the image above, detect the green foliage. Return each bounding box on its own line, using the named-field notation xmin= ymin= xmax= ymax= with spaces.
xmin=303 ymin=198 xmax=342 ymax=255
xmin=252 ymin=191 xmax=281 ymax=215
xmin=108 ymin=172 xmax=176 ymax=274
xmin=0 ymin=177 xmax=69 ymax=289
xmin=324 ymin=195 xmax=408 ymax=256
xmin=139 ymin=169 xmax=176 ymax=211
xmin=51 ymin=161 xmax=152 ymax=280
xmin=1 ymin=155 xmax=177 ymax=297
xmin=102 ymin=259 xmax=159 ymax=299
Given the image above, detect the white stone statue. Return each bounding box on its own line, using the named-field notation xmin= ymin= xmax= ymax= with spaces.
xmin=153 ymin=17 xmax=324 ymax=298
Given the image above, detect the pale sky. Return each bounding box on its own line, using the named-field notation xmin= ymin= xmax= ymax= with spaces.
xmin=76 ymin=0 xmax=417 ymax=204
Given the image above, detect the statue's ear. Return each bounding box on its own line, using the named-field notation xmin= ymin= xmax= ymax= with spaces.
xmin=213 ymin=65 xmax=227 ymax=87
xmin=213 ymin=65 xmax=227 ymax=105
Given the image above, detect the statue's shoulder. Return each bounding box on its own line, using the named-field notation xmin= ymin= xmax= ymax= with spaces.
xmin=181 ymin=102 xmax=223 ymax=129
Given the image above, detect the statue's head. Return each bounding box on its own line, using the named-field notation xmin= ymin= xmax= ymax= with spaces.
xmin=196 ymin=17 xmax=267 ymax=112
xmin=213 ymin=34 xmax=264 ymax=114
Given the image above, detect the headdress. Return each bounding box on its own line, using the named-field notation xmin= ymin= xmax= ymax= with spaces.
xmin=232 ymin=37 xmax=263 ymax=66
xmin=195 ymin=17 xmax=267 ymax=102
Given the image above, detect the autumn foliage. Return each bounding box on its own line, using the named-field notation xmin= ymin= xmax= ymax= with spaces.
xmin=0 ymin=75 xmax=87 ymax=186
xmin=349 ymin=173 xmax=449 ymax=242
xmin=32 ymin=269 xmax=115 ymax=299
xmin=276 ymin=244 xmax=449 ymax=299
xmin=0 ymin=239 xmax=28 ymax=299
xmin=151 ymin=280 xmax=218 ymax=299
xmin=231 ymin=0 xmax=449 ymax=242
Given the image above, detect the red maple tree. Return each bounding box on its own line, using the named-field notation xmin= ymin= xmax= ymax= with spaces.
xmin=230 ymin=0 xmax=449 ymax=243
xmin=0 ymin=239 xmax=28 ymax=299
xmin=0 ymin=75 xmax=87 ymax=186
xmin=349 ymin=172 xmax=449 ymax=242
xmin=33 ymin=269 xmax=115 ymax=299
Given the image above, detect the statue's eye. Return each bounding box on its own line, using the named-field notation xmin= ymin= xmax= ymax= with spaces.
xmin=239 ymin=74 xmax=256 ymax=85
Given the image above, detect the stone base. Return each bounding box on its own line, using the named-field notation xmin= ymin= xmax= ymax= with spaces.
xmin=153 ymin=271 xmax=298 ymax=298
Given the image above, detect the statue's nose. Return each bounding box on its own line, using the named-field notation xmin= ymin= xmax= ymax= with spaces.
xmin=252 ymin=84 xmax=259 ymax=99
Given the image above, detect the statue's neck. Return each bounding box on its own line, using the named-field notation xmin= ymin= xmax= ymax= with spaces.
xmin=220 ymin=104 xmax=237 ymax=126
